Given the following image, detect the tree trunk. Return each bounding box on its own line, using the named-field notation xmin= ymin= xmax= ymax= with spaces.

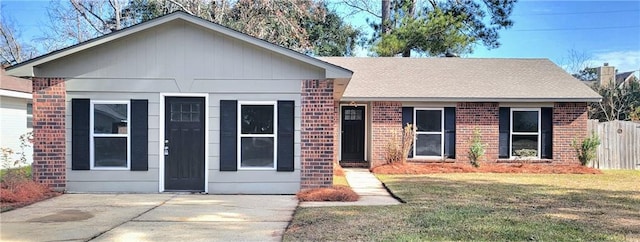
xmin=381 ymin=0 xmax=390 ymax=34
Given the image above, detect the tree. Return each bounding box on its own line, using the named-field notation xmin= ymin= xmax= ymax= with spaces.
xmin=0 ymin=16 xmax=36 ymax=65
xmin=38 ymin=0 xmax=359 ymax=56
xmin=344 ymin=0 xmax=516 ymax=57
xmin=563 ymin=49 xmax=640 ymax=121
xmin=590 ymin=81 xmax=640 ymax=121
xmin=304 ymin=4 xmax=362 ymax=56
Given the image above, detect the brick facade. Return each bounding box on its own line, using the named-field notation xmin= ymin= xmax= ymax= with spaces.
xmin=552 ymin=102 xmax=588 ymax=164
xmin=455 ymin=102 xmax=500 ymax=163
xmin=360 ymin=101 xmax=587 ymax=166
xmin=32 ymin=78 xmax=66 ymax=191
xmin=370 ymin=101 xmax=402 ymax=168
xmin=300 ymin=80 xmax=334 ymax=189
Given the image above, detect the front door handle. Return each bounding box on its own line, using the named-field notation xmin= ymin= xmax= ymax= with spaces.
xmin=164 ymin=140 xmax=169 ymax=156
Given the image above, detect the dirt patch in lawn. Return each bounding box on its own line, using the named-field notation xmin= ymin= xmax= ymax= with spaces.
xmin=372 ymin=163 xmax=602 ymax=174
xmin=297 ymin=186 xmax=359 ymax=202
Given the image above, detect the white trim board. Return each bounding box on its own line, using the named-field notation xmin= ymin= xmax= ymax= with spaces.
xmin=158 ymin=93 xmax=209 ymax=193
xmin=0 ymin=89 xmax=32 ymax=99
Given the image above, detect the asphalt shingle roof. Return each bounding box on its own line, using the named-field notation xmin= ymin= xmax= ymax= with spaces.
xmin=320 ymin=57 xmax=601 ymax=102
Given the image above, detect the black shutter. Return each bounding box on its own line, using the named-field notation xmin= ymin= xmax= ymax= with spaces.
xmin=499 ymin=107 xmax=510 ymax=158
xmin=72 ymin=99 xmax=90 ymax=170
xmin=220 ymin=100 xmax=237 ymax=171
xmin=130 ymin=100 xmax=148 ymax=171
xmin=402 ymin=107 xmax=414 ymax=158
xmin=541 ymin=107 xmax=553 ymax=159
xmin=444 ymin=107 xmax=456 ymax=159
xmin=277 ymin=101 xmax=295 ymax=171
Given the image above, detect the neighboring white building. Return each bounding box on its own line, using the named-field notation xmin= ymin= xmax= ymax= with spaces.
xmin=0 ymin=66 xmax=33 ymax=168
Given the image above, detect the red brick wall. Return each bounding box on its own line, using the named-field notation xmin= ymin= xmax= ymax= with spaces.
xmin=32 ymin=78 xmax=66 ymax=191
xmin=370 ymin=101 xmax=402 ymax=168
xmin=366 ymin=102 xmax=588 ymax=166
xmin=553 ymin=102 xmax=588 ymax=164
xmin=455 ymin=103 xmax=500 ymax=163
xmin=300 ymin=80 xmax=334 ymax=189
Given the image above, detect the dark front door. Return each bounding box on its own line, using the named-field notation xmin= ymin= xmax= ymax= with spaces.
xmin=164 ymin=97 xmax=205 ymax=191
xmin=341 ymin=106 xmax=365 ymax=161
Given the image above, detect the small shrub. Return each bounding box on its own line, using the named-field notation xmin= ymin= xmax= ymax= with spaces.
xmin=467 ymin=128 xmax=486 ymax=168
xmin=572 ymin=133 xmax=601 ymax=166
xmin=514 ymin=149 xmax=537 ymax=158
xmin=384 ymin=124 xmax=415 ymax=165
xmin=296 ymin=186 xmax=359 ymax=202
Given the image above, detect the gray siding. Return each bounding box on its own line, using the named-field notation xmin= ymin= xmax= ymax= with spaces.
xmin=35 ymin=19 xmax=325 ymax=81
xmin=65 ymin=80 xmax=303 ymax=192
xmin=58 ymin=19 xmax=312 ymax=194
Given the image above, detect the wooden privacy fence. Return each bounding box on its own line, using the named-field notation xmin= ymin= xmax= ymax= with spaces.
xmin=587 ymin=120 xmax=640 ymax=170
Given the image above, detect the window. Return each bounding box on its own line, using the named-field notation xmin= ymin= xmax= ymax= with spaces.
xmin=238 ymin=102 xmax=277 ymax=169
xmin=344 ymin=109 xmax=363 ymax=120
xmin=510 ymin=108 xmax=540 ymax=158
xmin=414 ymin=108 xmax=444 ymax=157
xmin=91 ymin=101 xmax=129 ymax=169
xmin=26 ymin=103 xmax=33 ymax=128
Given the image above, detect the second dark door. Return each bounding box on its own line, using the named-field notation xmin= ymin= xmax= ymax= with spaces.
xmin=341 ymin=106 xmax=365 ymax=161
xmin=164 ymin=97 xmax=205 ymax=191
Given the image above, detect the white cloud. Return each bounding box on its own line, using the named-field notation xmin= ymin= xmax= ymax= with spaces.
xmin=591 ymin=50 xmax=640 ymax=73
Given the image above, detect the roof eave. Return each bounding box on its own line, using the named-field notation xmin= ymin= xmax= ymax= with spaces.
xmin=340 ymin=97 xmax=603 ymax=103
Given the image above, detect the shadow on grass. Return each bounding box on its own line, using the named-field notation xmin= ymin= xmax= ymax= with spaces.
xmin=284 ymin=174 xmax=639 ymax=241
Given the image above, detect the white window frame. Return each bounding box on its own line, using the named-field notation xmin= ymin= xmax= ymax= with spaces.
xmin=510 ymin=108 xmax=541 ymax=159
xmin=90 ymin=100 xmax=131 ymax=170
xmin=237 ymin=101 xmax=278 ymax=170
xmin=413 ymin=108 xmax=445 ymax=159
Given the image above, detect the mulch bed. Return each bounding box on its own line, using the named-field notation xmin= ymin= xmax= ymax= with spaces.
xmin=1 ymin=181 xmax=61 ymax=212
xmin=296 ymin=186 xmax=359 ymax=202
xmin=372 ymin=163 xmax=602 ymax=175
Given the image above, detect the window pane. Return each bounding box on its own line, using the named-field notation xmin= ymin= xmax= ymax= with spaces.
xmin=27 ymin=103 xmax=33 ymax=114
xmin=512 ymin=135 xmax=538 ymax=157
xmin=415 ymin=134 xmax=441 ymax=156
xmin=170 ymin=102 xmax=200 ymax=122
xmin=94 ymin=104 xmax=128 ymax=134
xmin=513 ymin=111 xmax=538 ymax=132
xmin=241 ymin=137 xmax=274 ymax=168
xmin=416 ymin=110 xmax=441 ymax=132
xmin=241 ymin=105 xmax=274 ymax=134
xmin=94 ymin=137 xmax=127 ymax=167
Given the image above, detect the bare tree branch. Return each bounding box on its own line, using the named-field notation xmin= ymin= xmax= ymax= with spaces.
xmin=167 ymin=0 xmax=194 ymax=15
xmin=69 ymin=0 xmax=108 ymax=34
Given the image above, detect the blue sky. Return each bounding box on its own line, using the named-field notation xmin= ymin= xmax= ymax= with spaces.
xmin=1 ymin=0 xmax=639 ymax=73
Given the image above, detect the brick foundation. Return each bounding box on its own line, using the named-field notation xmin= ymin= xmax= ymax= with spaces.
xmin=300 ymin=80 xmax=334 ymax=189
xmin=553 ymin=102 xmax=588 ymax=164
xmin=370 ymin=101 xmax=402 ymax=168
xmin=32 ymin=78 xmax=66 ymax=191
xmin=455 ymin=102 xmax=500 ymax=163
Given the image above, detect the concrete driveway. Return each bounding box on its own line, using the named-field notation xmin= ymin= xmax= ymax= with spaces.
xmin=0 ymin=194 xmax=298 ymax=242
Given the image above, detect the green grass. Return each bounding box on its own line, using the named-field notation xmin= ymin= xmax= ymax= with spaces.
xmin=0 ymin=165 xmax=31 ymax=182
xmin=284 ymin=171 xmax=640 ymax=241
xmin=333 ymin=174 xmax=349 ymax=187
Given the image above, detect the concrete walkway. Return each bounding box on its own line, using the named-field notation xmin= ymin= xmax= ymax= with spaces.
xmin=300 ymin=168 xmax=402 ymax=207
xmin=0 ymin=194 xmax=297 ymax=242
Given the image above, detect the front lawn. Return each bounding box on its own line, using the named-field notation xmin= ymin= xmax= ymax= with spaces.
xmin=284 ymin=171 xmax=640 ymax=241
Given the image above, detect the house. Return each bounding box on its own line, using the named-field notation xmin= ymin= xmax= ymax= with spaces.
xmin=586 ymin=63 xmax=639 ymax=88
xmin=616 ymin=71 xmax=638 ymax=87
xmin=6 ymin=12 xmax=601 ymax=194
xmin=0 ymin=66 xmax=33 ymax=167
xmin=320 ymin=57 xmax=601 ymax=168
